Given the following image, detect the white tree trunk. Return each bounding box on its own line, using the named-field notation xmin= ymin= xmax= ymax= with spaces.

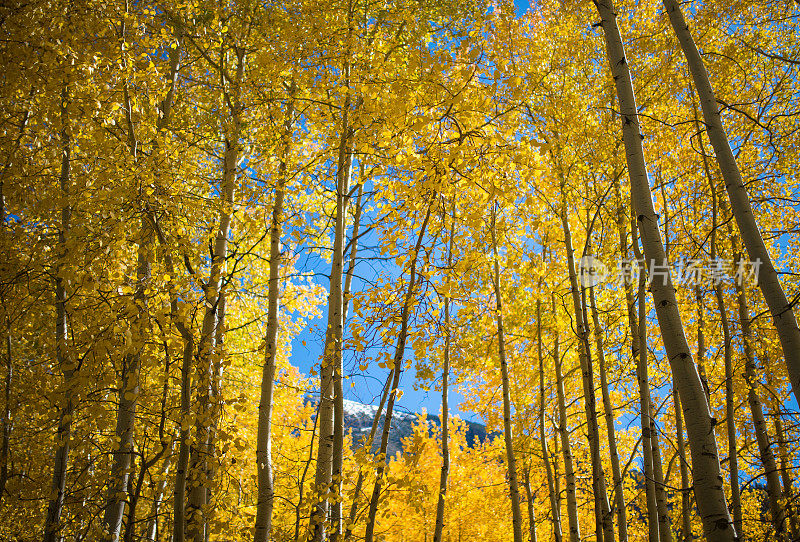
xmin=558 ymin=187 xmax=614 ymax=542
xmin=44 ymin=86 xmax=74 ymax=542
xmin=187 ymin=48 xmax=245 ymax=542
xmin=537 ymin=297 xmax=562 ymax=542
xmin=594 ymin=2 xmax=734 ymax=539
xmin=433 ymin=198 xmax=455 ymax=542
xmin=552 ymin=296 xmax=580 ymax=542
xmin=363 ymin=205 xmax=432 ymax=542
xmin=254 ymin=91 xmax=295 ymax=542
xmin=490 ymin=205 xmax=523 ymax=542
xmin=662 ymin=0 xmax=800 ymax=407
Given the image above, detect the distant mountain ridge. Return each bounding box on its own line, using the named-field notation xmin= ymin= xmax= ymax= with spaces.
xmin=307 ymin=397 xmax=488 ymax=456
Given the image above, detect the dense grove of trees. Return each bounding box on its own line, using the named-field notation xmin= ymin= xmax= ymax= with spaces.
xmin=1 ymin=0 xmax=799 ymax=540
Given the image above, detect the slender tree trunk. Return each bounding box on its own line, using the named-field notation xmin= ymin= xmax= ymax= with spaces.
xmin=594 ymin=3 xmax=734 ymax=538
xmin=649 ymin=398 xmax=671 ymax=542
xmin=552 ymin=418 xmax=562 ymax=531
xmin=44 ymin=86 xmax=74 ymax=542
xmin=616 ymin=176 xmax=658 ymax=541
xmin=714 ymin=265 xmax=741 ymax=538
xmin=294 ymin=408 xmax=319 ymax=542
xmin=524 ymin=467 xmax=537 ymax=542
xmin=363 ymin=205 xmax=432 ymax=542
xmin=632 ymin=228 xmax=660 ymax=542
xmin=558 ymin=182 xmax=614 ymax=542
xmin=102 ymin=25 xmax=181 ymax=542
xmin=102 ymin=256 xmax=147 ymax=542
xmin=537 ymin=298 xmax=562 ymax=542
xmin=736 ymin=260 xmax=785 ymax=539
xmin=590 ymin=285 xmax=627 ymax=542
xmin=343 ymin=368 xmax=393 ymax=541
xmin=142 ymin=454 xmax=172 ymax=542
xmin=311 ymin=2 xmax=356 ymax=536
xmin=173 ymin=332 xmax=194 ymax=542
xmin=614 ymin=176 xmax=660 ymax=542
xmin=490 ymin=204 xmax=523 ymax=542
xmin=151 ymin=206 xmax=195 ymax=542
xmin=694 ymin=288 xmax=710 ymax=404
xmin=254 ymin=90 xmax=295 ymax=542
xmin=663 ymin=0 xmax=800 ymax=408
xmin=433 ymin=198 xmax=455 ymax=542
xmin=652 ymin=185 xmax=673 ymax=542
xmin=330 ymin=175 xmax=362 ymax=542
xmin=673 ymin=383 xmax=692 ymax=541
xmin=187 ymin=49 xmax=245 ymax=542
xmin=773 ymin=412 xmax=800 ymax=540
xmin=552 ymin=297 xmax=579 ymax=542
xmin=703 ymin=155 xmax=742 ymax=537
xmin=311 ymin=122 xmax=352 ymax=542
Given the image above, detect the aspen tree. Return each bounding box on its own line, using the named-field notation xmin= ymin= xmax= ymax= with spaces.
xmin=589 ymin=282 xmax=627 ymax=542
xmin=672 ymin=382 xmax=693 ymax=542
xmin=433 ymin=197 xmax=455 ymax=542
xmin=524 ymin=467 xmax=537 ymax=542
xmin=708 ymin=167 xmax=742 ymax=537
xmin=662 ymin=0 xmax=800 ymax=408
xmin=142 ymin=454 xmax=172 ymax=542
xmin=691 ymin=87 xmax=743 ymax=536
xmin=552 ymin=296 xmax=580 ymax=542
xmin=363 ymin=204 xmax=433 ymax=542
xmin=187 ymin=46 xmax=246 ymax=542
xmin=558 ymin=173 xmax=614 ymax=542
xmin=331 ymin=176 xmax=362 ymax=542
xmin=311 ymin=2 xmax=355 ymax=535
xmin=489 ymin=203 xmax=523 ymax=542
xmin=537 ymin=296 xmax=562 ymax=542
xmin=630 ymin=218 xmax=660 ymax=542
xmin=736 ymin=266 xmax=785 ymax=539
xmin=101 ymin=19 xmax=182 ymax=541
xmin=254 ymin=89 xmax=295 ymax=542
xmin=773 ymin=409 xmax=800 ymax=540
xmin=594 ymin=1 xmax=735 ymax=538
xmin=43 ymin=84 xmax=74 ymax=542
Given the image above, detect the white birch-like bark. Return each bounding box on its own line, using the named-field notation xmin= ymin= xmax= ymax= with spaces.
xmin=330 ymin=175 xmax=362 ymax=542
xmin=363 ymin=205 xmax=432 ymax=542
xmin=558 ymin=186 xmax=614 ymax=542
xmin=524 ymin=467 xmax=537 ymax=542
xmin=537 ymin=297 xmax=562 ymax=542
xmin=254 ymin=89 xmax=295 ymax=542
xmin=101 ymin=29 xmax=181 ymax=542
xmin=773 ymin=411 xmax=800 ymax=540
xmin=672 ymin=383 xmax=693 ymax=542
xmin=490 ymin=205 xmax=523 ymax=542
xmin=433 ymin=199 xmax=455 ymax=542
xmin=44 ymin=85 xmax=74 ymax=542
xmin=736 ymin=263 xmax=785 ymax=539
xmin=552 ymin=296 xmax=580 ymax=542
xmin=594 ymin=2 xmax=734 ymax=538
xmin=310 ymin=108 xmax=352 ymax=542
xmin=632 ymin=225 xmax=660 ymax=542
xmin=590 ymin=284 xmax=627 ymax=542
xmin=662 ymin=0 xmax=800 ymax=408
xmin=187 ymin=48 xmax=245 ymax=542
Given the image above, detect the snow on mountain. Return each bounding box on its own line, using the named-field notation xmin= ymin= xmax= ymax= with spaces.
xmin=305 ymin=396 xmax=488 ymax=456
